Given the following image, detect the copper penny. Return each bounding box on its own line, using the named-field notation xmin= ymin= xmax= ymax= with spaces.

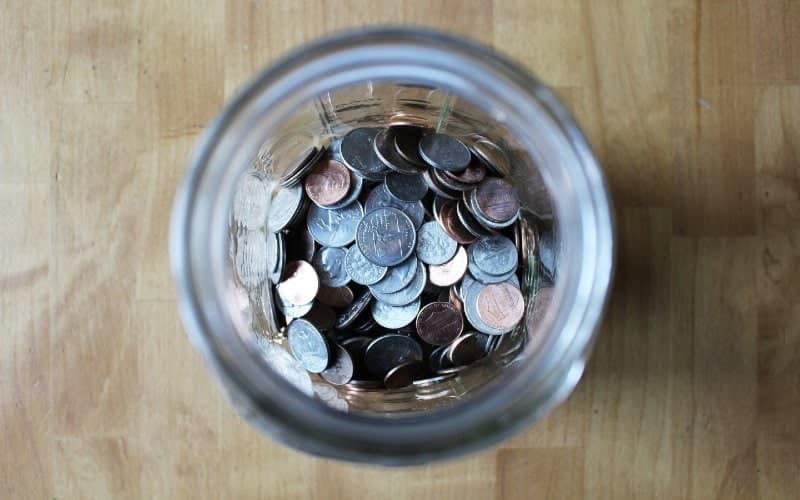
xmin=474 ymin=178 xmax=520 ymax=223
xmin=439 ymin=201 xmax=477 ymax=245
xmin=415 ymin=302 xmax=464 ymax=346
xmin=315 ymin=284 xmax=354 ymax=309
xmin=304 ymin=159 xmax=351 ymax=207
xmin=443 ymin=159 xmax=486 ymax=185
xmin=276 ymin=260 xmax=319 ymax=306
xmin=475 ymin=281 xmax=525 ymax=330
xmin=429 ymin=246 xmax=468 ymax=287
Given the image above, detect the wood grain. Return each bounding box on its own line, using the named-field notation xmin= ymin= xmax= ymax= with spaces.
xmin=2 ymin=1 xmax=798 ymax=498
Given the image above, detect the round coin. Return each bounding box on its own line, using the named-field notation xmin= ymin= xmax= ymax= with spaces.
xmin=469 ymin=137 xmax=511 ymax=177
xmin=384 ymin=171 xmax=428 ymax=202
xmin=439 ymin=201 xmax=477 ymax=245
xmin=383 ymin=361 xmax=420 ymax=389
xmin=365 ymin=184 xmax=425 ymax=228
xmin=344 ymin=244 xmax=388 ymax=286
xmin=356 ymin=207 xmax=416 ymax=266
xmin=304 ymin=159 xmax=351 ymax=207
xmin=323 ymin=169 xmax=363 ymax=210
xmin=447 ymin=333 xmax=487 ymax=366
xmin=306 ymin=201 xmax=363 ymax=247
xmin=311 ymin=246 xmax=350 ymax=287
xmin=444 ymin=159 xmax=486 ymax=185
xmin=428 ymin=246 xmax=468 ymax=287
xmin=276 ymin=293 xmax=314 ymax=319
xmin=470 ymin=235 xmax=518 ymax=276
xmin=287 ymin=319 xmax=330 ymax=373
xmin=463 ymin=280 xmax=516 ymax=335
xmin=340 ymin=127 xmax=389 ymax=180
xmin=335 ymin=289 xmax=372 ymax=329
xmin=369 ymin=261 xmax=427 ymax=306
xmin=393 ymin=125 xmax=429 ymax=167
xmin=370 ymin=255 xmax=418 ymax=294
xmin=474 ymin=178 xmax=520 ymax=224
xmin=476 ymin=281 xmax=525 ymax=330
xmin=276 ymin=260 xmax=319 ymax=306
xmin=364 ymin=334 xmax=424 ymax=379
xmin=415 ymin=221 xmax=458 ymax=265
xmin=418 ymin=133 xmax=472 ymax=172
xmin=415 ymin=302 xmax=464 ymax=345
xmin=370 ymin=297 xmax=421 ymax=329
xmin=266 ymin=184 xmax=305 ymax=233
xmin=374 ymin=127 xmax=421 ymax=175
xmin=320 ymin=343 xmax=355 ymax=385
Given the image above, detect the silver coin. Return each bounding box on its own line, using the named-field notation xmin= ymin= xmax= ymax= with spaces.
xmin=364 ymin=334 xmax=424 ymax=378
xmin=370 ymin=297 xmax=421 ymax=329
xmin=456 ymin=199 xmax=493 ymax=237
xmin=320 ymin=343 xmax=354 ymax=385
xmin=267 ymin=184 xmax=305 ymax=233
xmin=467 ymin=254 xmax=518 ymax=284
xmin=374 ymin=127 xmax=422 ymax=175
xmin=538 ymin=225 xmax=558 ymax=280
xmin=268 ymin=231 xmax=286 ymax=284
xmin=344 ymin=244 xmax=387 ymax=286
xmin=311 ymin=246 xmax=350 ymax=287
xmin=421 ymin=169 xmax=460 ymax=200
xmin=232 ymin=171 xmax=270 ymax=229
xmin=276 ymin=294 xmax=314 ymax=319
xmin=463 ymin=278 xmax=520 ymax=335
xmin=469 ymin=235 xmax=518 ymax=276
xmin=370 ymin=261 xmax=427 ymax=306
xmin=235 ymin=230 xmax=268 ymax=289
xmin=306 ymin=201 xmax=363 ymax=248
xmin=462 ymin=270 xmax=520 ymax=295
xmin=287 ymin=319 xmax=330 ymax=372
xmin=356 ymin=207 xmax=416 ymax=266
xmin=253 ymin=339 xmax=313 ymax=396
xmin=335 ymin=289 xmax=372 ymax=329
xmin=323 ymin=169 xmax=364 ymax=210
xmin=415 ymin=221 xmax=458 ymax=265
xmin=340 ymin=127 xmax=389 ymax=181
xmin=469 ymin=137 xmax=511 ymax=177
xmin=418 ymin=133 xmax=472 ymax=172
xmin=265 ymin=231 xmax=280 ymax=273
xmin=365 ymin=184 xmax=425 ymax=228
xmin=393 ymin=125 xmax=430 ymax=167
xmin=370 ymin=255 xmax=418 ymax=294
xmin=384 ymin=172 xmax=428 ymax=202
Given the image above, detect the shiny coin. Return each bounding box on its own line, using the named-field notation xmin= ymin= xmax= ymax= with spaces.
xmin=474 ymin=178 xmax=520 ymax=224
xmin=476 ymin=281 xmax=525 ymax=330
xmin=233 ymin=171 xmax=270 ymax=229
xmin=470 ymin=235 xmax=518 ymax=276
xmin=468 ymin=189 xmax=517 ymax=230
xmin=344 ymin=244 xmax=387 ymax=286
xmin=444 ymin=159 xmax=486 ymax=185
xmin=324 ymin=169 xmax=364 ymax=210
xmin=393 ymin=125 xmax=429 ymax=167
xmin=370 ymin=297 xmax=421 ymax=329
xmin=469 ymin=137 xmax=510 ymax=177
xmin=415 ymin=302 xmax=464 ymax=345
xmin=383 ymin=361 xmax=421 ymax=389
xmin=384 ymin=172 xmax=428 ymax=202
xmin=447 ymin=333 xmax=487 ymax=366
xmin=418 ymin=133 xmax=472 ymax=172
xmin=463 ymin=280 xmax=516 ymax=335
xmin=365 ymin=184 xmax=425 ymax=228
xmin=468 ymin=260 xmax=518 ymax=284
xmin=304 ymin=158 xmax=351 ymax=207
xmin=235 ymin=230 xmax=268 ymax=289
xmin=374 ymin=127 xmax=421 ymax=175
xmin=306 ymin=201 xmax=363 ymax=247
xmin=320 ymin=343 xmax=354 ymax=385
xmin=287 ymin=319 xmax=330 ymax=373
xmin=340 ymin=128 xmax=389 ymax=180
xmin=269 ymin=231 xmax=286 ymax=284
xmin=370 ymin=261 xmax=427 ymax=306
xmin=415 ymin=221 xmax=458 ymax=265
xmin=316 ymin=284 xmax=354 ymax=309
xmin=276 ymin=293 xmax=314 ymax=319
xmin=335 ymin=289 xmax=372 ymax=329
xmin=254 ymin=339 xmax=313 ymax=396
xmin=356 ymin=207 xmax=416 ymax=266
xmin=364 ymin=334 xmax=424 ymax=379
xmin=276 ymin=260 xmax=319 ymax=306
xmin=302 ymin=302 xmax=337 ymax=331
xmin=370 ymin=255 xmax=418 ymax=293
xmin=266 ymin=184 xmax=305 ymax=233
xmin=265 ymin=231 xmax=280 ymax=274
xmin=439 ymin=201 xmax=477 ymax=245
xmin=311 ymin=246 xmax=350 ymax=287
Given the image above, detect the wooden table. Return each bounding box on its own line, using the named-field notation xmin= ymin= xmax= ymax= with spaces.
xmin=3 ymin=1 xmax=798 ymax=498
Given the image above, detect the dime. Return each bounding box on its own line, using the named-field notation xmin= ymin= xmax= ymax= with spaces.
xmin=418 ymin=133 xmax=472 ymax=172
xmin=356 ymin=207 xmax=416 ymax=266
xmin=266 ymin=184 xmax=304 ymax=233
xmin=344 ymin=244 xmax=387 ymax=286
xmin=276 ymin=260 xmax=319 ymax=306
xmin=428 ymin=246 xmax=468 ymax=287
xmin=415 ymin=302 xmax=464 ymax=345
xmin=476 ymin=281 xmax=525 ymax=330
xmin=415 ymin=220 xmax=458 ymax=265
xmin=306 ymin=201 xmax=363 ymax=247
xmin=469 ymin=235 xmax=518 ymax=276
xmin=304 ymin=158 xmax=351 ymax=207
xmin=370 ymin=298 xmax=421 ymax=329
xmin=311 ymin=246 xmax=350 ymax=287
xmin=320 ymin=343 xmax=355 ymax=385
xmin=364 ymin=334 xmax=424 ymax=379
xmin=287 ymin=319 xmax=330 ymax=373
xmin=370 ymin=255 xmax=418 ymax=294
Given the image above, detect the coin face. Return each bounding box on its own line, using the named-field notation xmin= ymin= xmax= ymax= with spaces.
xmin=324 ymin=169 xmax=363 ymax=210
xmin=428 ymin=246 xmax=468 ymax=287
xmin=444 ymin=159 xmax=486 ymax=185
xmin=418 ymin=133 xmax=472 ymax=172
xmin=311 ymin=246 xmax=350 ymax=287
xmin=304 ymin=159 xmax=351 ymax=207
xmin=385 ymin=172 xmax=428 ymax=202
xmin=370 ymin=261 xmax=427 ymax=306
xmin=356 ymin=207 xmax=416 ymax=266
xmin=392 ymin=125 xmax=429 ymax=167
xmin=344 ymin=244 xmax=387 ymax=286
xmin=340 ymin=127 xmax=389 ymax=180
xmin=474 ymin=178 xmax=520 ymax=223
xmin=476 ymin=281 xmax=525 ymax=330
xmin=276 ymin=260 xmax=319 ymax=306
xmin=415 ymin=302 xmax=464 ymax=345
xmin=370 ymin=255 xmax=418 ymax=293
xmin=320 ymin=343 xmax=354 ymax=385
xmin=364 ymin=334 xmax=424 ymax=378
xmin=306 ymin=201 xmax=363 ymax=247
xmin=415 ymin=221 xmax=458 ymax=265
xmin=470 ymin=235 xmax=518 ymax=276
xmin=267 ymin=184 xmax=305 ymax=232
xmin=370 ymin=297 xmax=421 ymax=329
xmin=287 ymin=319 xmax=330 ymax=373
xmin=365 ymin=184 xmax=425 ymax=228
xmin=463 ymin=278 xmax=520 ymax=335
xmin=374 ymin=127 xmax=421 ymax=175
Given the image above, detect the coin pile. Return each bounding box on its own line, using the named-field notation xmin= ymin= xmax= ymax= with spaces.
xmin=240 ymin=125 xmax=551 ymax=390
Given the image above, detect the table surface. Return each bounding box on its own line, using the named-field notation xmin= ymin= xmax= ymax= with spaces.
xmin=3 ymin=1 xmax=798 ymax=498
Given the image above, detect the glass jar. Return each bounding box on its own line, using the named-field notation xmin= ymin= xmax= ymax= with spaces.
xmin=170 ymin=27 xmax=614 ymax=464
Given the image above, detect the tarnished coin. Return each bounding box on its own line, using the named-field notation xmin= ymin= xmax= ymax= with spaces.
xmin=393 ymin=125 xmax=429 ymax=167
xmin=320 ymin=343 xmax=355 ymax=385
xmin=335 ymin=289 xmax=372 ymax=329
xmin=422 ymin=169 xmax=460 ymax=200
xmin=316 ymin=284 xmax=354 ymax=309
xmin=370 ymin=297 xmax=421 ymax=329
xmin=476 ymin=281 xmax=525 ymax=330
xmin=415 ymin=221 xmax=458 ymax=265
xmin=447 ymin=333 xmax=487 ymax=366
xmin=470 ymin=235 xmax=518 ymax=276
xmin=429 ymin=246 xmax=467 ymax=286
xmin=456 ymin=199 xmax=493 ymax=238
xmin=304 ymin=158 xmax=351 ymax=207
xmin=267 ymin=184 xmax=305 ymax=233
xmin=235 ymin=230 xmax=268 ymax=289
xmin=311 ymin=246 xmax=350 ymax=287
xmin=385 ymin=172 xmax=428 ymax=202
xmin=415 ymin=302 xmax=464 ymax=345
xmin=344 ymin=244 xmax=387 ymax=286
xmin=276 ymin=260 xmax=319 ymax=306
xmin=374 ymin=127 xmax=422 ymax=175
xmin=474 ymin=178 xmax=520 ymax=224
xmin=287 ymin=319 xmax=330 ymax=373
xmin=254 ymin=339 xmax=313 ymax=396
xmin=324 ymin=168 xmax=363 ymax=210
xmin=370 ymin=261 xmax=427 ymax=306
xmin=370 ymin=255 xmax=418 ymax=294
xmin=443 ymin=159 xmax=486 ymax=185
xmin=418 ymin=133 xmax=472 ymax=172
xmin=364 ymin=334 xmax=424 ymax=378
xmin=340 ymin=127 xmax=389 ymax=180
xmin=383 ymin=361 xmax=421 ymax=389
xmin=365 ymin=184 xmax=425 ymax=228
xmin=233 ymin=171 xmax=270 ymax=229
xmin=306 ymin=201 xmax=363 ymax=247
xmin=439 ymin=201 xmax=477 ymax=245
xmin=356 ymin=207 xmax=416 ymax=266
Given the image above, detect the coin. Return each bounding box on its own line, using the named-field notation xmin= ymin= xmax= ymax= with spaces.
xmin=265 ymin=231 xmax=280 ymax=273
xmin=456 ymin=199 xmax=493 ymax=238
xmin=304 ymin=158 xmax=351 ymax=207
xmin=364 ymin=334 xmax=424 ymax=378
xmin=431 ymin=167 xmax=474 ymax=192
xmin=320 ymin=343 xmax=354 ymax=385
xmin=254 ymin=339 xmax=313 ymax=396
xmin=316 ymin=284 xmax=354 ymax=309
xmin=447 ymin=333 xmax=487 ymax=366
xmin=418 ymin=133 xmax=472 ymax=172
xmin=439 ymin=201 xmax=477 ymax=245
xmin=344 ymin=244 xmax=387 ymax=286
xmin=324 ymin=168 xmax=364 ymax=210
xmin=235 ymin=230 xmax=268 ymax=289
xmin=370 ymin=255 xmax=418 ymax=294
xmin=267 ymin=184 xmax=305 ymax=232
xmin=383 ymin=361 xmax=420 ymax=389
xmin=463 ymin=279 xmax=519 ymax=335
xmin=303 ymin=302 xmax=337 ymax=331
xmin=468 ymin=259 xmax=518 ymax=284
xmin=356 ymin=207 xmax=416 ymax=266
xmin=269 ymin=231 xmax=286 ymax=284
xmin=412 ymin=373 xmax=456 ymax=387
xmin=415 ymin=220 xmax=458 ymax=265
xmin=415 ymin=302 xmax=464 ymax=345
xmin=370 ymin=261 xmax=427 ymax=306
xmin=443 ymin=159 xmax=486 ymax=185
xmin=422 ymin=169 xmax=460 ymax=200
xmin=276 ymin=293 xmax=314 ymax=319
xmin=474 ymin=178 xmax=520 ymax=224
xmin=287 ymin=319 xmax=330 ymax=373
xmin=233 ymin=171 xmax=270 ymax=229
xmin=538 ymin=225 xmax=558 ymax=280
xmin=279 ymin=142 xmax=324 ymax=187
xmin=335 ymin=289 xmax=372 ymax=329
xmin=276 ymin=260 xmax=319 ymax=306
xmin=428 ymin=246 xmax=467 ymax=287
xmin=476 ymin=281 xmax=525 ymax=330
xmin=370 ymin=297 xmax=421 ymax=329
xmin=306 ymin=201 xmax=363 ymax=247
xmin=311 ymin=246 xmax=350 ymax=287
xmin=365 ymin=184 xmax=425 ymax=228
xmin=374 ymin=127 xmax=422 ymax=175
xmin=469 ymin=137 xmax=510 ymax=177
xmin=428 ymin=344 xmax=452 ymax=372
xmin=393 ymin=125 xmax=429 ymax=167
xmin=385 ymin=172 xmax=428 ymax=202
xmin=470 ymin=235 xmax=518 ymax=276
xmin=340 ymin=127 xmax=389 ymax=180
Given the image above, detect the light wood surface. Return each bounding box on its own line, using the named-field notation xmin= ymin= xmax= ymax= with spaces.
xmin=2 ymin=1 xmax=798 ymax=498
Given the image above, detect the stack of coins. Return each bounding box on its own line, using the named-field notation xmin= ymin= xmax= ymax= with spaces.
xmin=234 ymin=125 xmax=554 ymax=390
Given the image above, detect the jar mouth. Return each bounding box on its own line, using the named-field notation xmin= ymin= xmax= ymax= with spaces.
xmin=170 ymin=27 xmax=614 ymax=464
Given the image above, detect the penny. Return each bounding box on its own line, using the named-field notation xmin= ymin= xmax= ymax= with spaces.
xmin=235 ymin=230 xmax=268 ymax=289
xmin=233 ymin=171 xmax=270 ymax=229
xmin=415 ymin=302 xmax=463 ymax=345
xmin=276 ymin=260 xmax=319 ymax=306
xmin=383 ymin=361 xmax=420 ymax=389
xmin=439 ymin=201 xmax=477 ymax=245
xmin=370 ymin=261 xmax=427 ymax=306
xmin=468 ymin=189 xmax=517 ymax=230
xmin=344 ymin=244 xmax=387 ymax=286
xmin=340 ymin=127 xmax=389 ymax=180
xmin=267 ymin=184 xmax=305 ymax=233
xmin=463 ymin=280 xmax=517 ymax=335
xmin=374 ymin=127 xmax=422 ymax=175
xmin=370 ymin=297 xmax=421 ymax=329
xmin=335 ymin=289 xmax=372 ymax=329
xmin=447 ymin=333 xmax=487 ymax=366
xmin=306 ymin=201 xmax=363 ymax=247
xmin=385 ymin=172 xmax=428 ymax=202
xmin=254 ymin=339 xmax=313 ymax=396
xmin=320 ymin=343 xmax=355 ymax=385
xmin=470 ymin=235 xmax=518 ymax=276
xmin=476 ymin=281 xmax=525 ymax=330
xmin=304 ymin=158 xmax=351 ymax=207
xmin=303 ymin=302 xmax=337 ymax=331
xmin=415 ymin=220 xmax=458 ymax=265
xmin=315 ymin=284 xmax=354 ymax=309
xmin=364 ymin=334 xmax=424 ymax=379
xmin=393 ymin=125 xmax=429 ymax=167
xmin=431 ymin=167 xmax=474 ymax=192
xmin=324 ymin=168 xmax=364 ymax=210
xmin=365 ymin=184 xmax=425 ymax=228
xmin=429 ymin=246 xmax=468 ymax=286
xmin=311 ymin=246 xmax=350 ymax=287
xmin=418 ymin=133 xmax=472 ymax=172
xmin=370 ymin=255 xmax=418 ymax=294
xmin=474 ymin=178 xmax=520 ymax=224
xmin=356 ymin=207 xmax=416 ymax=266
xmin=287 ymin=319 xmax=330 ymax=373
xmin=443 ymin=159 xmax=486 ymax=185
